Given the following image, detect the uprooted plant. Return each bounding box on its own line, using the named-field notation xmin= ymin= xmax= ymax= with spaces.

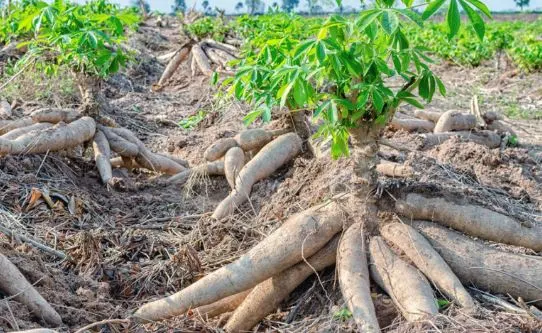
xmin=133 ymin=1 xmax=542 ymax=331
xmin=0 ymin=0 xmax=188 ymax=187
xmin=154 ymin=14 xmax=240 ymax=89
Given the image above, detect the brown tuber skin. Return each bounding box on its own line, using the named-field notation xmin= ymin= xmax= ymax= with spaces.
xmin=0 ymin=253 xmax=62 ymax=326
xmin=338 ymin=223 xmax=380 ymax=332
xmin=414 ymin=110 xmax=442 ymax=122
xmin=381 ymin=223 xmax=476 ymax=313
xmin=0 ymin=117 xmax=95 ymax=155
xmin=369 ymin=236 xmax=438 ymax=322
xmin=167 ymin=160 xmax=225 ymax=185
xmin=204 ymin=137 xmax=238 ymax=162
xmin=420 ymin=130 xmax=501 ymax=148
xmin=190 ymin=290 xmax=251 ymax=320
xmin=212 ymin=133 xmax=302 ymax=219
xmin=415 ymin=221 xmax=542 ymax=307
xmin=93 ymin=130 xmax=113 ymax=184
xmin=434 ymin=110 xmax=477 ymax=133
xmin=234 ymin=128 xmax=274 ymax=151
xmin=224 ymin=236 xmax=340 ymax=333
xmin=224 ymin=147 xmax=245 ymax=189
xmin=0 ymin=117 xmax=33 ymax=135
xmin=1 ymin=123 xmax=53 ymax=140
xmin=376 ymin=162 xmax=414 ymax=178
xmin=133 ymin=202 xmax=345 ymax=322
xmin=30 ymin=108 xmax=80 ymax=124
xmin=0 ymin=100 xmax=12 ymax=119
xmin=390 ymin=118 xmax=435 ymax=132
xmin=396 ymin=193 xmax=542 ymax=251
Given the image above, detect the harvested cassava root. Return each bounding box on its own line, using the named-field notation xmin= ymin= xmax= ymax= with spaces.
xmin=155 ymin=38 xmax=239 ymax=89
xmin=396 ymin=193 xmax=542 ymax=251
xmin=0 ymin=253 xmax=62 ymax=326
xmin=338 ymin=223 xmax=379 ymax=332
xmin=225 ymin=235 xmax=340 ymax=332
xmin=369 ymin=236 xmax=438 ymax=322
xmin=420 ymin=130 xmax=501 ymax=148
xmin=212 ymin=132 xmax=302 ymax=219
xmin=167 ymin=160 xmax=224 ymax=185
xmin=390 ymin=118 xmax=435 ymax=132
xmin=0 ymin=108 xmax=185 ymax=184
xmin=134 ymin=202 xmax=344 ymax=321
xmin=376 ymin=162 xmax=414 ymax=178
xmin=414 ymin=221 xmax=542 ymax=307
xmin=434 ymin=110 xmax=477 ymax=133
xmin=380 ymin=223 xmax=476 ymax=312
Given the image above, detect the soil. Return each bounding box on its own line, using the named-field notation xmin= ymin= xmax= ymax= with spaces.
xmin=0 ymin=18 xmax=541 ymax=333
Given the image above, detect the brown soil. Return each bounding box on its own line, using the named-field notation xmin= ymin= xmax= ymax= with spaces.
xmin=0 ymin=18 xmax=541 ymax=333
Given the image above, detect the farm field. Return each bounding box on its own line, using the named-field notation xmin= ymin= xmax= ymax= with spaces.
xmin=0 ymin=1 xmax=541 ymax=332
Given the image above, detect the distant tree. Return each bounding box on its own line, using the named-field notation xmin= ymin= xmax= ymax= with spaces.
xmin=235 ymin=1 xmax=244 ymax=12
xmin=306 ymin=0 xmax=332 ymax=14
xmin=131 ymin=0 xmax=150 ymax=16
xmin=281 ymin=0 xmax=299 ymax=12
xmin=171 ymin=0 xmax=186 ymax=14
xmin=245 ymin=0 xmax=265 ymax=14
xmin=514 ymin=0 xmax=530 ymax=11
xmin=202 ymin=0 xmax=210 ymax=11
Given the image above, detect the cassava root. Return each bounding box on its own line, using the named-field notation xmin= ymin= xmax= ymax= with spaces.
xmin=434 ymin=111 xmax=477 ymax=133
xmin=134 ymin=202 xmax=344 ymax=322
xmin=369 ymin=236 xmax=438 ymax=322
xmin=380 ymin=223 xmax=476 ymax=312
xmin=338 ymin=223 xmax=380 ymax=332
xmin=212 ymin=133 xmax=302 ymax=219
xmin=414 ymin=221 xmax=542 ymax=307
xmin=224 ymin=235 xmax=340 ymax=332
xmin=0 ymin=253 xmax=62 ymax=326
xmin=396 ymin=193 xmax=542 ymax=251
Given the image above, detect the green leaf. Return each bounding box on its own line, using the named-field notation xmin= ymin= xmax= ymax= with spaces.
xmin=293 ymin=79 xmax=307 ymax=106
xmin=447 ymin=0 xmax=461 ymax=39
xmin=435 ymin=76 xmax=447 ymax=96
xmin=381 ymin=11 xmax=399 ymax=35
xmin=243 ymin=109 xmax=263 ymax=125
xmin=372 ymin=90 xmax=384 ymax=113
xmin=460 ymin=0 xmax=485 ymax=40
xmin=356 ymin=9 xmax=381 ymax=32
xmin=466 ymin=0 xmax=492 ymax=18
xmin=211 ymin=71 xmax=219 ymax=85
xmin=396 ymin=9 xmax=423 ymax=27
xmin=316 ymin=41 xmax=326 ymax=64
xmin=422 ymin=0 xmax=446 ymax=20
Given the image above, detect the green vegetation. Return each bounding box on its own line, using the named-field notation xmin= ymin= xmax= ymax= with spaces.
xmin=225 ymin=0 xmax=491 ymax=157
xmin=185 ymin=16 xmax=230 ymax=41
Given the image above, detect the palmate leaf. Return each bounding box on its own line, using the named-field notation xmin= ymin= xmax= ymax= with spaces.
xmin=459 ymin=0 xmax=485 ymax=40
xmin=447 ymin=0 xmax=461 ymax=39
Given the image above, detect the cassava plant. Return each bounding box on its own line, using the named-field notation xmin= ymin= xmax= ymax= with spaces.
xmin=0 ymin=0 xmax=188 ymax=186
xmin=136 ymin=1 xmax=542 ymax=331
